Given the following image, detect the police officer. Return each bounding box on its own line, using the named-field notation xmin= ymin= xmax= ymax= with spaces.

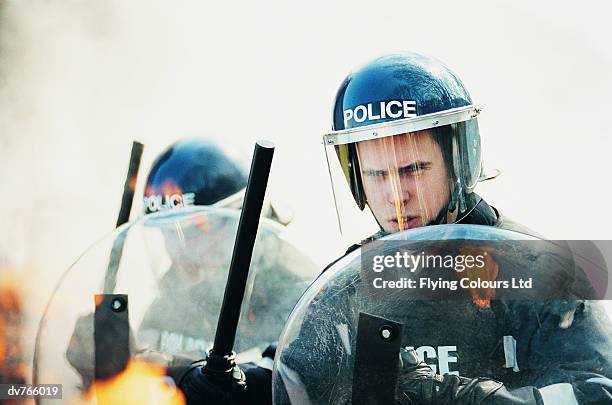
xmin=137 ymin=137 xmax=313 ymax=356
xmin=64 ymin=138 xmax=314 ymax=393
xmin=66 ymin=138 xmax=251 ymax=388
xmin=182 ymin=53 xmax=611 ymax=404
xmin=323 ymin=52 xmax=540 ymax=245
xmin=281 ymin=53 xmax=611 ymax=404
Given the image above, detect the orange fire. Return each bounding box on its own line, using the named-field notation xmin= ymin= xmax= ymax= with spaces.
xmin=459 ymin=247 xmax=499 ymax=309
xmin=81 ymin=360 xmax=185 ymax=405
xmin=0 ymin=272 xmax=28 ymax=386
xmin=144 ymin=180 xmax=184 ymax=200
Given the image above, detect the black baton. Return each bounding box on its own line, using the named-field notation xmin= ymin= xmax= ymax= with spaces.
xmin=116 ymin=141 xmax=144 ymax=227
xmin=103 ymin=140 xmax=144 ymax=293
xmin=206 ymin=140 xmax=275 ymax=374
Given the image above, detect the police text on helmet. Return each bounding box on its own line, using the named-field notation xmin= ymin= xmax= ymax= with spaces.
xmin=343 ymin=100 xmax=416 ymax=127
xmin=144 ymin=192 xmax=196 ymax=213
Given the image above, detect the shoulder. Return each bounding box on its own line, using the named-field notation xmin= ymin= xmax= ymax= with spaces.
xmin=321 ymin=243 xmax=361 ymax=275
xmin=492 ymin=206 xmax=544 ymax=238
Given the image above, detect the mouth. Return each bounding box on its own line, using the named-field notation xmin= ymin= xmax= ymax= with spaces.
xmin=389 ymin=216 xmax=422 ymax=230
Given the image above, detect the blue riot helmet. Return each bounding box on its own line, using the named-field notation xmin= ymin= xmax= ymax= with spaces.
xmin=143 ymin=138 xmax=294 ymax=224
xmin=324 ymin=52 xmax=485 ymax=240
xmin=143 ymin=139 xmax=247 ymax=215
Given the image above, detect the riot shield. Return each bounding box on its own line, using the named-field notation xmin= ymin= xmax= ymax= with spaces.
xmin=33 ymin=207 xmax=318 ymax=404
xmin=273 ymin=225 xmax=612 ymax=404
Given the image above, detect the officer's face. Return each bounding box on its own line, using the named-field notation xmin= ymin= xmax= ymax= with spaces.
xmin=357 ymin=130 xmax=452 ymax=233
xmin=162 ymin=217 xmax=233 ymax=286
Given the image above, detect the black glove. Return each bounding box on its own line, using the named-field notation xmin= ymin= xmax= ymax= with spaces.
xmin=179 ymin=362 xmax=248 ymax=405
xmin=397 ymin=348 xmax=504 ymax=405
xmin=177 ymin=345 xmax=275 ymax=405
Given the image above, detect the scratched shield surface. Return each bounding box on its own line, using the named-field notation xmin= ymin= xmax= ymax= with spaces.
xmin=273 ymin=225 xmax=612 ymax=404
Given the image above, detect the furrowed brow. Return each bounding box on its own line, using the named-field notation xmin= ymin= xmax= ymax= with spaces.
xmin=398 ymin=161 xmax=432 ymax=174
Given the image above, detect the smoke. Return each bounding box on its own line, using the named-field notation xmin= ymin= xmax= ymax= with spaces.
xmin=1 ymin=0 xmax=611 ymax=380
xmin=0 ymin=1 xmax=207 ymax=270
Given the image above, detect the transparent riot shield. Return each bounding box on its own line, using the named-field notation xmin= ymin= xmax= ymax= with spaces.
xmin=33 ymin=207 xmax=318 ymax=404
xmin=273 ymin=225 xmax=612 ymax=404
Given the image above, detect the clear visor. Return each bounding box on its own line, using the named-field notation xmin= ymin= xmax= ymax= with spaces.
xmin=325 ymin=117 xmax=482 ymax=242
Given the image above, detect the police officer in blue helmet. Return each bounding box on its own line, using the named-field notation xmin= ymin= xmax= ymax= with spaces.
xmin=174 ymin=55 xmax=611 ymax=404
xmin=139 ymin=138 xmax=249 ymax=296
xmin=324 ymin=52 xmax=536 ymax=243
xmin=137 ymin=137 xmax=310 ymax=353
xmin=309 ymin=52 xmax=610 ymax=404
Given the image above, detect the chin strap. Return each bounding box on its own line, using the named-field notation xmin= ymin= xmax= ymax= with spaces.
xmin=429 ymin=185 xmax=459 ymax=226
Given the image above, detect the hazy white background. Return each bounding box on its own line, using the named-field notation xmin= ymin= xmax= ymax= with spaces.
xmin=0 ymin=0 xmax=611 ymax=363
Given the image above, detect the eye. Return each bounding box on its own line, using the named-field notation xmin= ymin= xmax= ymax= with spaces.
xmin=364 ymin=169 xmax=387 ymax=178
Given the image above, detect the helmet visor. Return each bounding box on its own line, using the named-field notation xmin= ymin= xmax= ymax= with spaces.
xmin=324 ymin=111 xmax=481 ymax=241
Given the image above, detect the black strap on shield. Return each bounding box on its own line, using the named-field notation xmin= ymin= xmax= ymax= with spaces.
xmin=94 ymin=294 xmax=130 ymax=381
xmin=352 ymin=312 xmax=403 ymax=405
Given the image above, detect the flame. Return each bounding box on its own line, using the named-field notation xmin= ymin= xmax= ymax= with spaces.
xmin=0 ymin=271 xmax=28 ymax=385
xmin=94 ymin=295 xmax=105 ymax=306
xmin=459 ymin=247 xmax=499 ymax=309
xmin=144 ymin=180 xmax=183 ymax=200
xmin=159 ymin=180 xmax=183 ymax=198
xmin=83 ymin=360 xmax=185 ymax=405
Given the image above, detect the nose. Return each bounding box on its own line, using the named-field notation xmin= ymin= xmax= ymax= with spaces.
xmin=384 ymin=178 xmax=410 ymax=207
